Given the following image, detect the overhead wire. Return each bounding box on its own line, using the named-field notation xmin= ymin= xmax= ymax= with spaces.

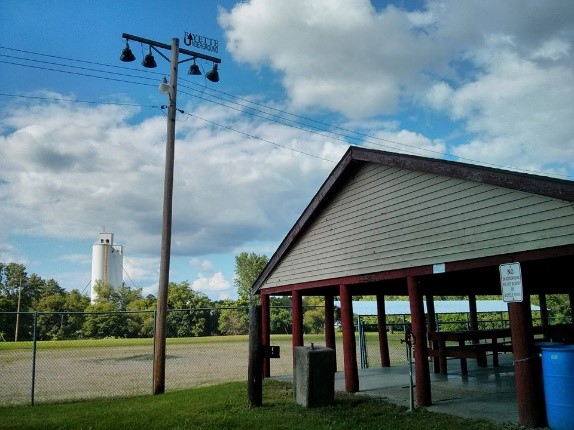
xmin=1 ymin=45 xmax=572 ymax=180
xmin=0 ymin=92 xmax=154 ymax=108
xmin=0 ymin=58 xmax=159 ymax=89
xmin=180 ymin=78 xmax=443 ymax=155
xmin=170 ymin=105 xmax=337 ymax=163
xmin=1 ymin=45 xmax=442 ymax=157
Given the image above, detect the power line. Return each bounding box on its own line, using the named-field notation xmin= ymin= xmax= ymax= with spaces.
xmin=0 ymin=92 xmax=154 ymax=108
xmin=0 ymin=45 xmax=163 ymax=76
xmin=2 ymin=46 xmax=441 ymax=157
xmin=171 ymin=106 xmax=337 ymax=163
xmin=181 ymin=78 xmax=443 ymax=154
xmin=0 ymin=59 xmax=158 ymax=89
xmin=2 ymin=89 xmax=571 ymax=180
xmin=1 ymin=46 xmax=572 ymax=180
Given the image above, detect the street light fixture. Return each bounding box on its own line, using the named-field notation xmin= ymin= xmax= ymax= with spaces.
xmin=206 ymin=63 xmax=219 ymax=83
xmin=142 ymin=46 xmax=158 ymax=68
xmin=120 ymin=41 xmax=135 ymax=62
xmin=188 ymin=59 xmax=201 ymax=76
xmin=120 ymin=32 xmax=221 ymax=395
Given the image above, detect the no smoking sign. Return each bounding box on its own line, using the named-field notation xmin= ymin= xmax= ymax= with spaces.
xmin=499 ymin=262 xmax=524 ymax=303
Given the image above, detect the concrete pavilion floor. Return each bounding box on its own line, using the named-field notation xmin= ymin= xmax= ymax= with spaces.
xmin=276 ymin=353 xmax=522 ymax=426
xmin=340 ymin=354 xmax=520 ymax=426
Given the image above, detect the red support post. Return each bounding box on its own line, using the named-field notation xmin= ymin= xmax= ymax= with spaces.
xmin=508 ymin=296 xmax=546 ymax=428
xmin=376 ymin=294 xmax=391 ymax=367
xmin=292 ymin=290 xmax=304 ymax=352
xmin=340 ymin=284 xmax=359 ymax=393
xmin=407 ymin=276 xmax=431 ymax=407
xmin=261 ymin=293 xmax=270 ymax=378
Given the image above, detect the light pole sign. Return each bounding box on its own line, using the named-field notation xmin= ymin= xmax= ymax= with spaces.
xmin=184 ymin=32 xmax=219 ymax=53
xmin=499 ymin=262 xmax=524 ymax=303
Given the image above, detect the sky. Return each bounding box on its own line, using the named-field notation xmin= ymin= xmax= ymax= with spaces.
xmin=1 ymin=0 xmax=573 ymax=301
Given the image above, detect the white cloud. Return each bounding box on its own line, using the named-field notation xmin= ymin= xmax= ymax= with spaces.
xmin=367 ymin=129 xmax=446 ymax=158
xmin=0 ymin=242 xmax=17 ymax=264
xmin=531 ymin=38 xmax=570 ymax=61
xmin=219 ymin=1 xmax=574 ymax=175
xmin=435 ymin=42 xmax=574 ymax=173
xmin=219 ymin=0 xmax=447 ymax=118
xmin=190 ymin=257 xmax=213 ymax=272
xmin=0 ymin=94 xmax=347 ymax=263
xmin=191 ymin=272 xmax=231 ymax=296
xmin=123 ymin=257 xmax=159 ymax=283
xmin=59 ymin=253 xmax=92 ymax=265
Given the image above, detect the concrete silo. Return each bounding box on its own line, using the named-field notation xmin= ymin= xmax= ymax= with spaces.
xmin=91 ymin=232 xmax=124 ymax=303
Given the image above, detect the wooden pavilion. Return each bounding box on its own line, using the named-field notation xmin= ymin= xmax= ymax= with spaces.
xmin=252 ymin=146 xmax=574 ymax=428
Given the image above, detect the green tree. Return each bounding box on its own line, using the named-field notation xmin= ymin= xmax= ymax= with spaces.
xmin=61 ymin=289 xmax=93 ymax=339
xmin=125 ymin=296 xmax=156 ymax=338
xmin=217 ymin=299 xmax=249 ymax=335
xmin=303 ymin=296 xmax=325 ymax=334
xmin=166 ymin=281 xmax=213 ymax=337
xmin=234 ymin=252 xmax=268 ymax=305
xmin=0 ymin=263 xmax=93 ymax=340
xmin=83 ymin=282 xmax=142 ymax=338
xmin=35 ymin=280 xmax=67 ymax=340
xmin=215 ymin=252 xmax=268 ymax=335
xmin=82 ymin=301 xmax=129 ymax=338
xmin=65 ymin=289 xmax=90 ymax=312
xmin=270 ymin=296 xmax=292 ymax=334
xmin=0 ymin=264 xmax=33 ymax=340
xmin=92 ymin=281 xmax=143 ymax=310
xmin=547 ymin=294 xmax=572 ymax=323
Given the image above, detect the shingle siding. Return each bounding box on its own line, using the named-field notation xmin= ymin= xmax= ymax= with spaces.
xmin=262 ymin=163 xmax=574 ymax=289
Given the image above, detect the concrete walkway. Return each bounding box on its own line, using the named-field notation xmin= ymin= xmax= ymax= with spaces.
xmin=334 ymin=354 xmax=519 ymax=425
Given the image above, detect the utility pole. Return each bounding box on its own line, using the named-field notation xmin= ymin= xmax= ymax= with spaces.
xmin=120 ymin=33 xmax=221 ymax=395
xmin=153 ymin=36 xmax=178 ymax=395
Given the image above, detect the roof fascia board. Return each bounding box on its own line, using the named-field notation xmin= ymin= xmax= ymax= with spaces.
xmin=252 ymin=147 xmax=357 ymax=293
xmin=351 ymin=146 xmax=574 ymax=202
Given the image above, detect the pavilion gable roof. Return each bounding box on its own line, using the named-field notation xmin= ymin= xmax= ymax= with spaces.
xmin=253 ymin=146 xmax=574 ymax=294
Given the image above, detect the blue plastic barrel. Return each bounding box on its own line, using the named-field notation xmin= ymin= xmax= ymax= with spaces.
xmin=541 ymin=345 xmax=574 ymax=430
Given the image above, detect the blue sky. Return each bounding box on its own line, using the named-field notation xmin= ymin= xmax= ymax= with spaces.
xmin=1 ymin=1 xmax=573 ymax=300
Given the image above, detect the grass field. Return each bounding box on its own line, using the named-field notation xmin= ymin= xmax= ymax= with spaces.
xmin=0 ymin=332 xmax=408 ymax=406
xmin=0 ymin=379 xmax=519 ymax=430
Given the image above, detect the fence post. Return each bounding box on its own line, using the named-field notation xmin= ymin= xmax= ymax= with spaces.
xmin=31 ymin=312 xmax=37 ymax=406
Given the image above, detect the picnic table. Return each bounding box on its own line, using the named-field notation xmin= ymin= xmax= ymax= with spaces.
xmin=428 ymin=328 xmax=512 ymax=375
xmin=427 ymin=324 xmax=574 ymax=375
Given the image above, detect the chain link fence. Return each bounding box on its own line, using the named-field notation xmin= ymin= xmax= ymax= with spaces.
xmin=0 ymin=307 xmax=408 ymax=406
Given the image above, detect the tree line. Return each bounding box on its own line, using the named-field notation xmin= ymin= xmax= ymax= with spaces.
xmin=0 ymin=253 xmax=329 ymax=342
xmin=6 ymin=253 xmax=566 ymax=342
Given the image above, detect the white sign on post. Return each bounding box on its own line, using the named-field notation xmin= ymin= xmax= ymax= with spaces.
xmin=499 ymin=262 xmax=523 ymax=303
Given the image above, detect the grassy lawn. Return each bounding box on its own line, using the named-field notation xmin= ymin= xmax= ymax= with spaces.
xmin=0 ymin=335 xmax=256 ymax=351
xmin=0 ymin=380 xmax=518 ymax=430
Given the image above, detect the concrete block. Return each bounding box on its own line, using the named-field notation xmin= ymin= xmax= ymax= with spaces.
xmin=293 ymin=345 xmax=335 ymax=407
